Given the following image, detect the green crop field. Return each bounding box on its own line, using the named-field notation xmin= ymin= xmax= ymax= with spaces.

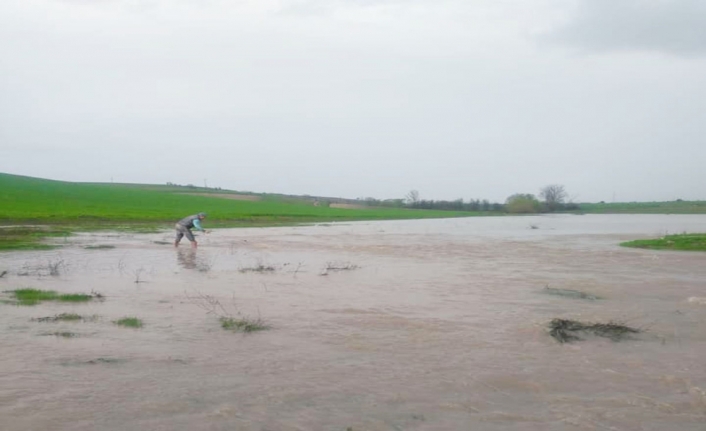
xmin=577 ymin=201 xmax=706 ymax=214
xmin=0 ymin=173 xmax=483 ymax=250
xmin=3 ymin=173 xmax=705 ymax=250
xmin=0 ymin=173 xmax=479 ymax=223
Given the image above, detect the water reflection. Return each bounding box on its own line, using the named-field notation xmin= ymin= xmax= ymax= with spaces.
xmin=176 ymin=248 xmax=197 ymax=269
xmin=176 ymin=248 xmax=213 ymax=272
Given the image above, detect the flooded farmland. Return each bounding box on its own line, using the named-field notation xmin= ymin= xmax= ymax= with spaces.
xmin=1 ymin=214 xmax=706 ymax=431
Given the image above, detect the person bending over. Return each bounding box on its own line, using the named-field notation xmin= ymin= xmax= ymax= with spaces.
xmin=174 ymin=212 xmax=208 ymax=248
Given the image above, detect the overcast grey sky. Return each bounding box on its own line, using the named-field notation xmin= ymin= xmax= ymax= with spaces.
xmin=1 ymin=0 xmax=705 ymax=203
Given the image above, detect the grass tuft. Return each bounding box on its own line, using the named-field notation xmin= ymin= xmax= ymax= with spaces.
xmin=58 ymin=293 xmax=93 ymax=302
xmin=220 ymin=316 xmax=270 ymax=333
xmin=114 ymin=317 xmax=143 ymax=328
xmin=42 ymin=331 xmax=78 ymax=338
xmin=33 ymin=313 xmax=85 ymax=322
xmin=7 ymin=289 xmax=95 ymax=306
xmin=12 ymin=288 xmax=58 ymax=305
xmin=620 ymin=233 xmax=706 ymax=252
xmin=238 ymin=264 xmax=276 ymax=273
xmin=86 ymin=357 xmax=126 ymax=364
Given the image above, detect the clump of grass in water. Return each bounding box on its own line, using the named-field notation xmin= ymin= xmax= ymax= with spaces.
xmin=33 ymin=313 xmax=84 ymax=322
xmin=238 ymin=264 xmax=276 ymax=273
xmin=41 ymin=331 xmax=78 ymax=338
xmin=620 ymin=233 xmax=706 ymax=252
xmin=548 ymin=318 xmax=641 ymax=343
xmin=324 ymin=261 xmax=359 ymax=271
xmin=84 ymin=245 xmax=115 ymax=250
xmin=8 ymin=289 xmax=94 ymax=306
xmin=114 ymin=317 xmax=143 ymax=328
xmin=185 ymin=290 xmax=272 ymax=334
xmin=86 ymin=357 xmax=126 ymax=365
xmin=220 ymin=316 xmax=270 ymax=333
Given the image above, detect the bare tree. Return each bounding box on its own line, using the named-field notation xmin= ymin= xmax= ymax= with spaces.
xmin=539 ymin=184 xmax=567 ymax=212
xmin=405 ymin=190 xmax=420 ymax=205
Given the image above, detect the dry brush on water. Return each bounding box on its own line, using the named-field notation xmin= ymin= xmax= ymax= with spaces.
xmin=185 ymin=290 xmax=270 ymax=333
xmin=319 ymin=261 xmax=360 ymax=276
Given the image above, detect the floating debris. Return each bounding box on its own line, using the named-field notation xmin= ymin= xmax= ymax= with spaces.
xmin=40 ymin=331 xmax=78 ymax=338
xmin=548 ymin=318 xmax=640 ymax=343
xmin=542 ymin=286 xmax=601 ymax=300
xmin=86 ymin=357 xmax=127 ymax=365
xmin=238 ymin=264 xmax=276 ymax=273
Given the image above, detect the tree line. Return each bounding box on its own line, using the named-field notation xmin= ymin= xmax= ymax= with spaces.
xmin=357 ymin=184 xmax=577 ymax=214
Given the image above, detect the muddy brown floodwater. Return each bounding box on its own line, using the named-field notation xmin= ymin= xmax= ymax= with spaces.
xmin=1 ymin=215 xmax=706 ymax=431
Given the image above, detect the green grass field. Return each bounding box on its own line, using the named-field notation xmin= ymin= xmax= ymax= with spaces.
xmin=3 ymin=172 xmax=706 ymax=251
xmin=0 ymin=173 xmax=483 ymax=250
xmin=0 ymin=173 xmax=475 ymax=223
xmin=578 ymin=201 xmax=706 ymax=214
xmin=620 ymin=233 xmax=706 ymax=252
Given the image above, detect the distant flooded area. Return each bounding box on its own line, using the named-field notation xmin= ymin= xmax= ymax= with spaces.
xmin=1 ymin=214 xmax=706 ymax=431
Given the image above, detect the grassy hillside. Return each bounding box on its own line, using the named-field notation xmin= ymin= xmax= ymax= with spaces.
xmin=1 ymin=173 xmax=490 ymax=250
xmin=0 ymin=173 xmax=476 ymax=225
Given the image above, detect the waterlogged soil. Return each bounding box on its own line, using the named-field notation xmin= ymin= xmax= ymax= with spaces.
xmin=1 ymin=215 xmax=706 ymax=431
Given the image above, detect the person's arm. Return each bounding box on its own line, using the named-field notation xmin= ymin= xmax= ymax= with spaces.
xmin=192 ymin=218 xmax=205 ymax=232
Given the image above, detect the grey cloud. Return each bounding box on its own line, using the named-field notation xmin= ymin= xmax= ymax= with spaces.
xmin=544 ymin=0 xmax=706 ymax=56
xmin=2 ymin=0 xmax=705 ymax=202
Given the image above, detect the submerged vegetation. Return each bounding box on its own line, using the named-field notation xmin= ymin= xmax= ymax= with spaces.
xmin=6 ymin=289 xmax=95 ymax=306
xmin=114 ymin=317 xmax=143 ymax=328
xmin=84 ymin=244 xmax=116 ymax=250
xmin=0 ymin=226 xmax=68 ymax=251
xmin=42 ymin=331 xmax=78 ymax=338
xmin=238 ymin=263 xmax=276 ymax=273
xmin=548 ymin=319 xmax=641 ymax=343
xmin=220 ymin=316 xmax=270 ymax=333
xmin=620 ymin=233 xmax=706 ymax=252
xmin=542 ymin=286 xmax=601 ymax=300
xmin=185 ymin=290 xmax=271 ymax=334
xmin=33 ymin=313 xmax=86 ymax=322
xmin=0 ymin=173 xmax=479 ymax=250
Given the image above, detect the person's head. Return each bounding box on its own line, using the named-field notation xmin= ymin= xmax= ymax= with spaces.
xmin=197 ymin=212 xmax=207 ymax=219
